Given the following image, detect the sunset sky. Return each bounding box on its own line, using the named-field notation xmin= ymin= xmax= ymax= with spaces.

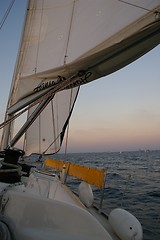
xmin=67 ymin=46 xmax=160 ymax=152
xmin=0 ymin=0 xmax=160 ymax=153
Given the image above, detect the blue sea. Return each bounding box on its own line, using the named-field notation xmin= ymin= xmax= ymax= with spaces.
xmin=54 ymin=150 xmax=160 ymax=240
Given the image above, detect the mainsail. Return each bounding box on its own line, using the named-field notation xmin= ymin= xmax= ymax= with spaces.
xmin=1 ymin=0 xmax=160 ymax=155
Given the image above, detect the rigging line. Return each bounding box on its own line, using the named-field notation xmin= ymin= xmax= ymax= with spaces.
xmin=64 ymin=0 xmax=76 ymax=64
xmin=118 ymin=0 xmax=158 ymax=13
xmin=39 ymin=112 xmax=41 ymax=154
xmin=0 ymin=0 xmax=15 ymax=31
xmin=64 ymin=89 xmax=73 ymax=157
xmin=38 ymin=88 xmax=80 ymax=155
xmin=23 ymin=109 xmax=30 ymax=152
xmin=56 ymin=94 xmax=59 ymax=150
xmin=35 ymin=0 xmax=45 ymax=73
xmin=42 ymin=133 xmax=61 ymax=154
xmin=51 ymin=100 xmax=57 ymax=151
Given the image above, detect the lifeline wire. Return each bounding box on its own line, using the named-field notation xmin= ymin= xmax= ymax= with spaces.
xmin=0 ymin=0 xmax=15 ymax=30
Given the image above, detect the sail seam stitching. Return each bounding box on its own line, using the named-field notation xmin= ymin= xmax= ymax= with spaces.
xmin=118 ymin=0 xmax=158 ymax=13
xmin=64 ymin=0 xmax=76 ymax=65
xmin=35 ymin=0 xmax=45 ymax=73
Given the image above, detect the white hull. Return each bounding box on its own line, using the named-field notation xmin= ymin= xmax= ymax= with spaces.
xmin=0 ymin=166 xmax=143 ymax=240
xmin=0 ymin=169 xmax=117 ymax=240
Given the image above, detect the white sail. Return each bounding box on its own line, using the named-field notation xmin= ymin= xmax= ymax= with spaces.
xmin=7 ymin=0 xmax=160 ymax=111
xmin=1 ymin=0 xmax=160 ymax=154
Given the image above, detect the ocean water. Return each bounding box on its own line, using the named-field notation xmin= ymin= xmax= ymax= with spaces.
xmin=54 ymin=150 xmax=160 ymax=240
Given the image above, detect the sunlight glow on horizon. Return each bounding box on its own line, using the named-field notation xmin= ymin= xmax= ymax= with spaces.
xmin=66 ymin=123 xmax=160 ymax=153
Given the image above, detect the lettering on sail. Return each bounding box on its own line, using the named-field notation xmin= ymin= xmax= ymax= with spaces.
xmin=67 ymin=71 xmax=92 ymax=89
xmin=33 ymin=71 xmax=92 ymax=93
xmin=33 ymin=75 xmax=66 ymax=93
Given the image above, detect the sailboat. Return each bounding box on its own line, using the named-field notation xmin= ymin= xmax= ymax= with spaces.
xmin=0 ymin=0 xmax=160 ymax=239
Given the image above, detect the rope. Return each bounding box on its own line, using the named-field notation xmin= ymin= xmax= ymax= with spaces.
xmin=42 ymin=133 xmax=61 ymax=155
xmin=0 ymin=161 xmax=22 ymax=174
xmin=64 ymin=89 xmax=73 ymax=157
xmin=37 ymin=89 xmax=76 ymax=159
xmin=0 ymin=0 xmax=15 ymax=31
xmin=64 ymin=0 xmax=76 ymax=64
xmin=118 ymin=0 xmax=159 ymax=13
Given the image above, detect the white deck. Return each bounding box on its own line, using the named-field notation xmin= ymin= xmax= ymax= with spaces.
xmin=0 ymin=169 xmax=118 ymax=240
